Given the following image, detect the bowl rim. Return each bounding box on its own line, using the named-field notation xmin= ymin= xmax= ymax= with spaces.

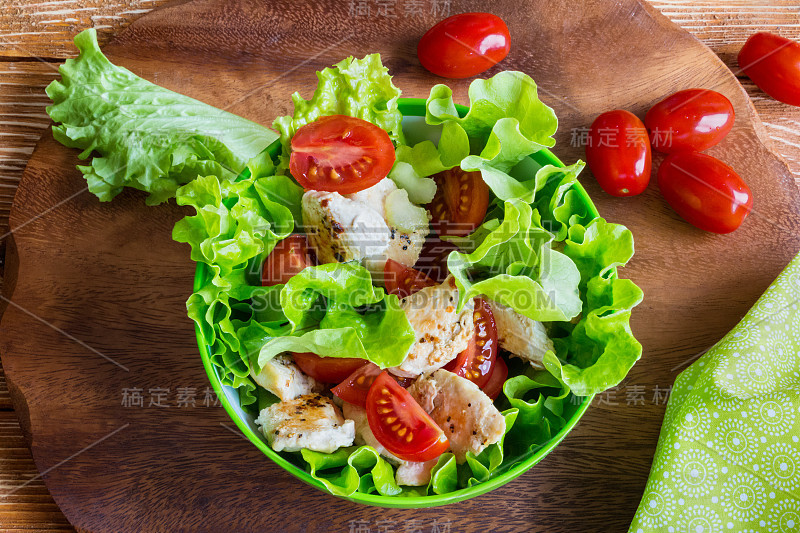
xmin=195 ymin=97 xmax=599 ymax=508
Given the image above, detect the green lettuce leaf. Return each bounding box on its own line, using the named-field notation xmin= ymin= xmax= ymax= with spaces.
xmin=46 ymin=29 xmax=276 ymax=204
xmin=174 ymin=170 xmax=301 ymax=397
xmin=257 ymin=263 xmax=416 ymax=369
xmin=548 ymin=218 xmax=644 ymax=396
xmin=392 ymin=71 xmax=559 ymax=205
xmin=389 ymin=120 xmax=470 ymax=203
xmin=273 ymin=53 xmax=404 ymax=172
xmin=447 ymin=198 xmax=582 ymax=322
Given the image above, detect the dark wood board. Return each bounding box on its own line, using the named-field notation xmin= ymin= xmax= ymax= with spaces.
xmin=2 ymin=0 xmax=799 ymax=531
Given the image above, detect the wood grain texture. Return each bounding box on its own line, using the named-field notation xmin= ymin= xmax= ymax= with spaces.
xmin=0 ymin=0 xmax=169 ymax=58
xmin=2 ymin=1 xmax=800 ymax=532
xmin=0 ymin=364 xmax=12 ymax=409
xmin=0 ymin=411 xmax=73 ymax=531
xmin=1 ymin=1 xmax=800 ymax=532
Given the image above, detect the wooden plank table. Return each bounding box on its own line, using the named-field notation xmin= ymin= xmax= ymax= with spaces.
xmin=0 ymin=1 xmax=799 ymax=530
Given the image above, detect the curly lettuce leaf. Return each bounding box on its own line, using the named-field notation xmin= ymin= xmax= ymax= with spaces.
xmin=447 ymin=198 xmax=582 ymax=322
xmin=273 ymin=53 xmax=404 ymax=172
xmin=257 ymin=263 xmax=415 ymax=369
xmin=46 ymin=29 xmax=276 ymax=204
xmin=392 ymin=71 xmax=559 ymax=205
xmin=389 ymin=120 xmax=470 ymax=203
xmin=174 ymin=171 xmax=301 ymax=399
xmin=547 ymin=218 xmax=644 ymax=396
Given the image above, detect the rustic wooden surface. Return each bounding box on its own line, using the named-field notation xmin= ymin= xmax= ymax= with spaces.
xmin=1 ymin=0 xmax=800 ymax=531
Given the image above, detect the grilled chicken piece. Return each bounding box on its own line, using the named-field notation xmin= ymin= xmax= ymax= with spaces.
xmin=408 ymin=370 xmax=505 ymax=463
xmin=341 ymin=401 xmax=399 ymax=462
xmin=488 ymin=301 xmax=554 ymax=369
xmin=255 ymin=394 xmax=354 ymax=454
xmin=302 ymin=189 xmax=390 ymax=264
xmin=395 ymin=459 xmax=438 ymax=487
xmin=301 ymin=178 xmax=429 ymax=278
xmin=250 ymin=354 xmax=323 ymax=401
xmin=390 ymin=276 xmax=474 ymax=378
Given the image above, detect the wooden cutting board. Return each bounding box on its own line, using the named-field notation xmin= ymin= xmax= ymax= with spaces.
xmin=2 ymin=0 xmax=799 ymax=531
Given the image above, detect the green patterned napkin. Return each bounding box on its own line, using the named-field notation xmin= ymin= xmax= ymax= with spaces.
xmin=630 ymin=253 xmax=800 ymax=533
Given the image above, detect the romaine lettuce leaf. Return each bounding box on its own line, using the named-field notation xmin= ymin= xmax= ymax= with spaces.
xmin=46 ymin=29 xmax=276 ymax=204
xmin=273 ymin=53 xmax=404 ymax=172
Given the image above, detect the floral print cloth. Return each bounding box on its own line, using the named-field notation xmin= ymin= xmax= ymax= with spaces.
xmin=630 ymin=254 xmax=800 ymax=532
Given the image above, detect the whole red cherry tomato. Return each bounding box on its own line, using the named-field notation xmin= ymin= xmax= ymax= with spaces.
xmin=657 ymin=152 xmax=753 ymax=234
xmin=586 ymin=110 xmax=652 ymax=197
xmin=418 ymin=13 xmax=510 ymax=78
xmin=739 ymin=32 xmax=800 ymax=107
xmin=645 ymin=89 xmax=735 ymax=153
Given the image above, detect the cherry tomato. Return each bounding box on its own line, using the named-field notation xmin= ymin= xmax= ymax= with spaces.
xmin=366 ymin=371 xmax=449 ymax=462
xmin=586 ymin=110 xmax=652 ymax=197
xmin=444 ymin=298 xmax=497 ymax=388
xmin=657 ymin=152 xmax=753 ymax=234
xmin=384 ymin=259 xmax=436 ymax=299
xmin=739 ymin=32 xmax=800 ymax=107
xmin=428 ymin=167 xmax=490 ymax=237
xmin=289 ymin=115 xmax=395 ymax=194
xmin=415 ymin=235 xmax=459 ymax=282
xmin=645 ymin=89 xmax=735 ymax=153
xmin=418 ymin=13 xmax=510 ymax=78
xmin=332 ymin=363 xmax=382 ymax=407
xmin=332 ymin=364 xmax=413 ymax=407
xmin=292 ymin=352 xmax=368 ymax=383
xmin=261 ymin=234 xmax=315 ymax=286
xmin=482 ymin=355 xmax=508 ymax=401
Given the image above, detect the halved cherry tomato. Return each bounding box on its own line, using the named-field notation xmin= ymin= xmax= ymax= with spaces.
xmin=657 ymin=152 xmax=753 ymax=234
xmin=586 ymin=110 xmax=652 ymax=197
xmin=482 ymin=355 xmax=508 ymax=401
xmin=418 ymin=13 xmax=510 ymax=79
xmin=332 ymin=364 xmax=412 ymax=406
xmin=645 ymin=89 xmax=735 ymax=153
xmin=415 ymin=235 xmax=459 ymax=282
xmin=384 ymin=259 xmax=436 ymax=299
xmin=289 ymin=115 xmax=395 ymax=194
xmin=428 ymin=167 xmax=490 ymax=237
xmin=261 ymin=234 xmax=315 ymax=286
xmin=332 ymin=363 xmax=382 ymax=407
xmin=739 ymin=32 xmax=800 ymax=107
xmin=444 ymin=298 xmax=497 ymax=389
xmin=366 ymin=371 xmax=449 ymax=462
xmin=292 ymin=352 xmax=368 ymax=384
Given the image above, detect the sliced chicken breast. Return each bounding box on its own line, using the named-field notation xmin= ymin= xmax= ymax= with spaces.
xmin=255 ymin=394 xmax=354 ymax=454
xmin=250 ymin=354 xmax=323 ymax=401
xmin=390 ymin=276 xmax=475 ymax=378
xmin=488 ymin=300 xmax=554 ymax=369
xmin=408 ymin=370 xmax=506 ymax=463
xmin=301 ymin=179 xmax=429 ymax=278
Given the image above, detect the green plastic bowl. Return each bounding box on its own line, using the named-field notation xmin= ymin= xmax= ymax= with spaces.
xmin=195 ymin=98 xmax=599 ymax=508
